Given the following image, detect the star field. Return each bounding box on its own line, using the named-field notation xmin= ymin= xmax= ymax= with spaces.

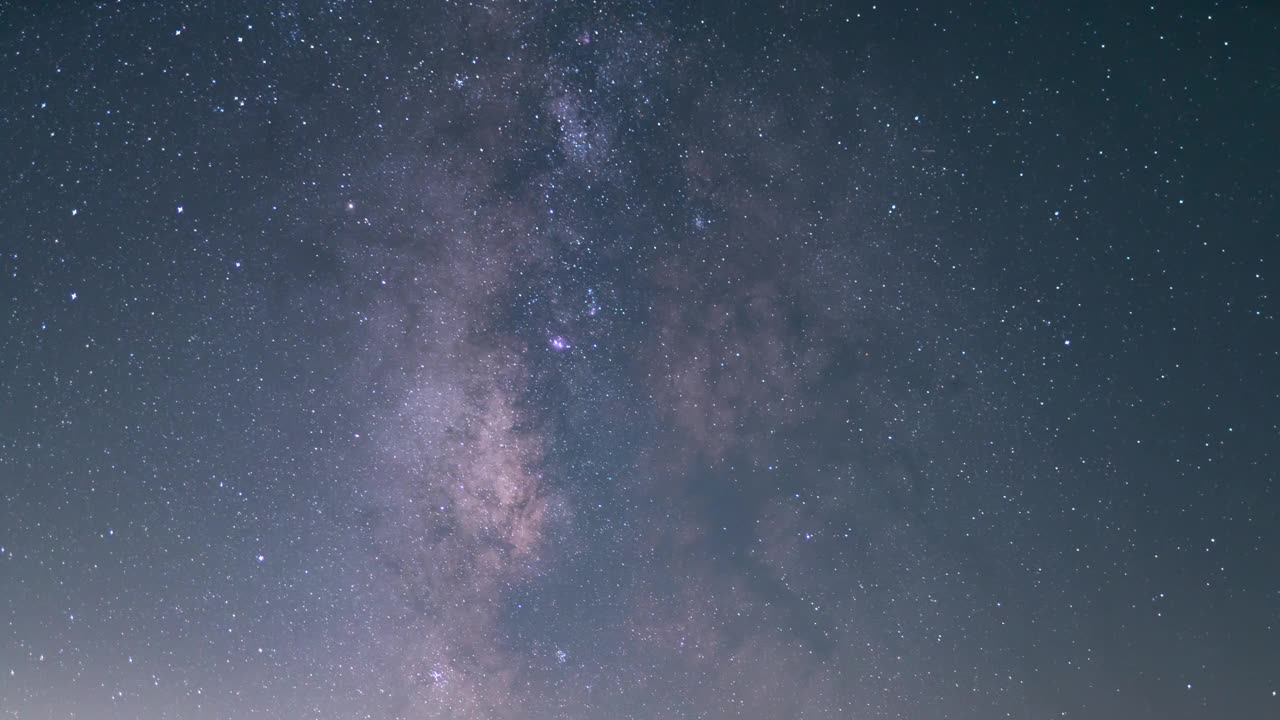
xmin=1 ymin=2 xmax=1278 ymax=719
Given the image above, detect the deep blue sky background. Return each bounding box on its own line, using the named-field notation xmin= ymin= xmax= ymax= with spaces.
xmin=2 ymin=1 xmax=1277 ymax=718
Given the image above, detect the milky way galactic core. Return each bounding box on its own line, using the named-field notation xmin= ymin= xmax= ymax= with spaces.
xmin=2 ymin=2 xmax=1278 ymax=719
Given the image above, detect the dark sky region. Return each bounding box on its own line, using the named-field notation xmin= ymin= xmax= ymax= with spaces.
xmin=1 ymin=1 xmax=1278 ymax=718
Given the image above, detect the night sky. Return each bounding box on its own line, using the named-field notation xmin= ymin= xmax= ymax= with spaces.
xmin=2 ymin=1 xmax=1278 ymax=718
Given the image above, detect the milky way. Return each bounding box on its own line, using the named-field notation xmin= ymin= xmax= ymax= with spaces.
xmin=2 ymin=2 xmax=1278 ymax=719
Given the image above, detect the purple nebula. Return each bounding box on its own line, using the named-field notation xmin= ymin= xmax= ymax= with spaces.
xmin=549 ymin=335 xmax=571 ymax=351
